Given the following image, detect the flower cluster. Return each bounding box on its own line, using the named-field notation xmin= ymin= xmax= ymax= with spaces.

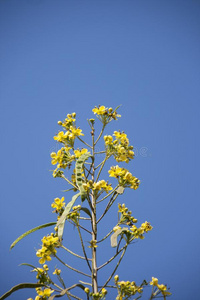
xmin=51 ymin=197 xmax=65 ymax=214
xmin=35 ymin=288 xmax=54 ymax=300
xmin=130 ymin=221 xmax=153 ymax=240
xmin=92 ymin=105 xmax=121 ymax=125
xmin=113 ymin=205 xmax=152 ymax=242
xmin=108 ymin=165 xmax=140 ymax=190
xmin=52 ymin=113 xmax=84 ymax=176
xmin=118 ymin=203 xmax=137 ymax=226
xmin=51 ymin=147 xmax=75 ymax=169
xmin=36 ymin=234 xmax=60 ymax=264
xmin=150 ymin=277 xmax=171 ymax=297
xmin=66 ymin=205 xmax=81 ymax=223
xmin=104 ymin=131 xmax=134 ymax=163
xmin=32 ymin=265 xmax=50 ymax=284
xmin=84 ymin=287 xmax=107 ymax=300
xmin=83 ymin=179 xmax=112 ymax=194
xmin=56 ymin=113 xmax=84 ymax=145
xmin=74 ymin=148 xmax=89 ymax=158
xmin=115 ymin=275 xmax=143 ymax=299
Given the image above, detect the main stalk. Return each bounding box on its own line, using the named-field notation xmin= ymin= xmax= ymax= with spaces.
xmin=91 ymin=124 xmax=98 ymax=293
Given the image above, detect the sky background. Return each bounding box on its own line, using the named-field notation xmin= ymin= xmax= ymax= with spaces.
xmin=0 ymin=0 xmax=200 ymax=299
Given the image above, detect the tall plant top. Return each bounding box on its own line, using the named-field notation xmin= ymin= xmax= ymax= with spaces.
xmin=2 ymin=105 xmax=171 ymax=300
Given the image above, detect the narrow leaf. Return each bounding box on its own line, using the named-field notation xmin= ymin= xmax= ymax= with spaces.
xmin=56 ymin=192 xmax=80 ymax=241
xmin=80 ymin=207 xmax=92 ymax=218
xmin=10 ymin=222 xmax=56 ymax=250
xmin=0 ymin=283 xmax=45 ymax=300
xmin=19 ymin=263 xmax=38 ymax=269
xmin=110 ymin=228 xmax=129 ymax=247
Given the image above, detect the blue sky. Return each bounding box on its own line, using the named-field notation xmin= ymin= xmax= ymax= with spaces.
xmin=0 ymin=0 xmax=200 ymax=299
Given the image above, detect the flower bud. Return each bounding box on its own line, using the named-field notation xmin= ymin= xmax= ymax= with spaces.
xmin=84 ymin=287 xmax=90 ymax=294
xmin=114 ymin=275 xmax=119 ymax=282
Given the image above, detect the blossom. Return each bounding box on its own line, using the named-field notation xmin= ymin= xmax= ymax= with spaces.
xmin=141 ymin=221 xmax=153 ymax=232
xmin=115 ymin=276 xmax=143 ymax=299
xmin=92 ymin=180 xmax=112 ymax=193
xmin=108 ymin=166 xmax=140 ymax=190
xmin=104 ymin=131 xmax=134 ymax=163
xmin=53 ymin=268 xmax=61 ymax=275
xmin=36 ymin=288 xmax=54 ymax=299
xmin=92 ymin=105 xmax=107 ymax=115
xmin=74 ymin=148 xmax=89 ymax=158
xmin=92 ymin=105 xmax=121 ymax=124
xmin=51 ymin=197 xmax=65 ymax=213
xmin=108 ymin=165 xmax=126 ymax=178
xmin=69 ymin=126 xmax=84 ymax=138
xmin=36 ymin=234 xmax=60 ymax=264
xmin=150 ymin=277 xmax=171 ymax=297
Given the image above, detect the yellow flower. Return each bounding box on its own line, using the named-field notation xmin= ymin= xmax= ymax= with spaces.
xmin=92 ymin=180 xmax=112 ymax=193
xmin=92 ymin=105 xmax=121 ymax=124
xmin=53 ymin=268 xmax=61 ymax=275
xmin=104 ymin=135 xmax=113 ymax=145
xmin=92 ymin=105 xmax=106 ymax=115
xmin=70 ymin=126 xmax=84 ymax=137
xmin=150 ymin=278 xmax=172 ymax=297
xmin=108 ymin=165 xmax=126 ymax=178
xmin=36 ymin=235 xmax=59 ymax=264
xmin=37 ymin=288 xmax=54 ymax=297
xmin=113 ymin=225 xmax=121 ymax=232
xmin=51 ymin=197 xmax=65 ymax=212
xmin=150 ymin=277 xmax=158 ymax=286
xmin=54 ymin=131 xmax=69 ymax=142
xmin=141 ymin=221 xmax=153 ymax=232
xmin=74 ymin=148 xmax=89 ymax=158
xmin=113 ymin=131 xmax=129 ymax=143
xmin=88 ymin=240 xmax=98 ymax=248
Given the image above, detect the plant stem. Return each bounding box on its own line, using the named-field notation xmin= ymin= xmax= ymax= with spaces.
xmin=100 ymin=245 xmax=127 ymax=291
xmin=91 ymin=124 xmax=98 ymax=293
xmin=61 ymin=245 xmax=92 ymax=261
xmin=77 ymin=225 xmax=92 ymax=272
xmin=54 ymin=255 xmax=91 ymax=278
xmin=77 ymin=136 xmax=92 ymax=149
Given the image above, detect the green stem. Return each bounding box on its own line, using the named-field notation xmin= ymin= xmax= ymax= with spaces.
xmin=91 ymin=124 xmax=98 ymax=294
xmin=54 ymin=255 xmax=91 ymax=278
xmin=61 ymin=245 xmax=91 ymax=261
xmin=97 ymin=192 xmax=118 ymax=223
xmin=96 ymin=185 xmax=119 ymax=204
xmin=97 ymin=244 xmax=127 ymax=270
xmin=94 ymin=124 xmax=105 ymax=145
xmin=77 ymin=225 xmax=92 ymax=272
xmin=95 ymin=156 xmax=107 ymax=182
xmin=100 ymin=245 xmax=127 ymax=291
xmin=77 ymin=136 xmax=92 ymax=149
xmin=61 ymin=175 xmax=78 ymax=190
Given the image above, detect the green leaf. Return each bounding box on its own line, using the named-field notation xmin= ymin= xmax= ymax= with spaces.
xmin=75 ymin=153 xmax=91 ymax=201
xmin=10 ymin=222 xmax=56 ymax=250
xmin=80 ymin=207 xmax=92 ymax=218
xmin=19 ymin=263 xmax=38 ymax=269
xmin=110 ymin=227 xmax=129 ymax=247
xmin=56 ymin=192 xmax=80 ymax=241
xmin=0 ymin=283 xmax=45 ymax=300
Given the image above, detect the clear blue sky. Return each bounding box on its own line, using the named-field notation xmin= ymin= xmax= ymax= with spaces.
xmin=0 ymin=0 xmax=199 ymax=299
